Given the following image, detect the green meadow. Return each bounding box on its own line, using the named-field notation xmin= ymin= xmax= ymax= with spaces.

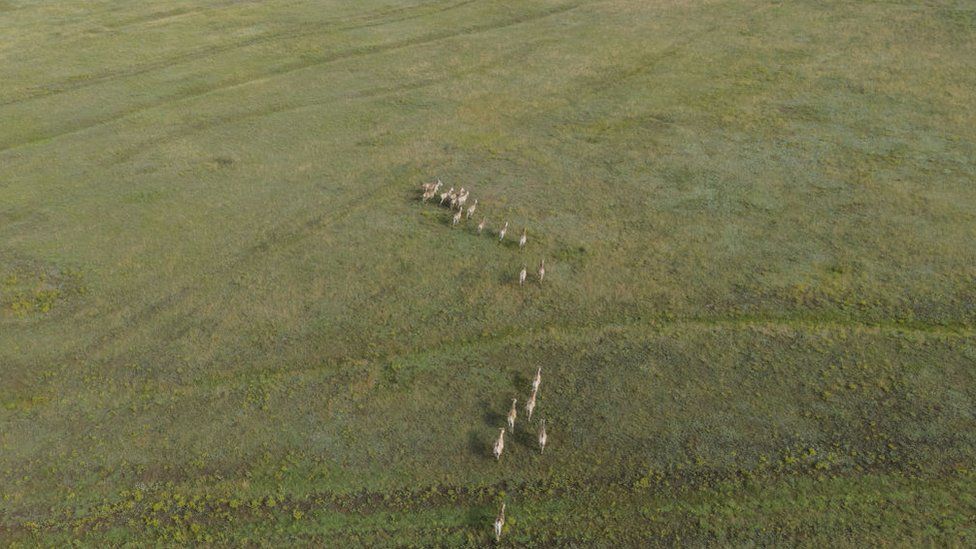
xmin=2 ymin=0 xmax=975 ymax=544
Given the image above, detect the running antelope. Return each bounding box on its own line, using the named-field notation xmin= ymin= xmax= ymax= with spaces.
xmin=466 ymin=199 xmax=478 ymax=219
xmin=494 ymin=503 xmax=505 ymax=542
xmin=519 ymin=266 xmax=527 ymax=286
xmin=478 ymin=217 xmax=487 ymax=234
xmin=451 ymin=188 xmax=466 ymax=209
xmin=519 ymin=228 xmax=527 ymax=249
xmin=493 ymin=428 xmax=505 ymax=461
xmin=507 ymin=398 xmax=517 ymax=431
xmin=499 ymin=222 xmax=508 ymax=241
xmin=422 ymin=180 xmax=442 ymax=202
xmin=525 ymin=389 xmax=537 ymax=421
xmin=531 ymin=366 xmax=541 ymax=393
xmin=452 ymin=209 xmax=463 ymax=226
xmin=538 ymin=419 xmax=547 ymax=454
xmin=538 ymin=259 xmax=545 ymax=283
xmin=421 ymin=179 xmax=442 ymax=193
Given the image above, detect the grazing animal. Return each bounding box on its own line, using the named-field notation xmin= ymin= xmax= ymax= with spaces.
xmin=494 ymin=503 xmax=505 ymax=542
xmin=538 ymin=419 xmax=547 ymax=454
xmin=466 ymin=199 xmax=478 ymax=219
xmin=532 ymin=366 xmax=541 ymax=393
xmin=493 ymin=428 xmax=505 ymax=461
xmin=452 ymin=209 xmax=463 ymax=226
xmin=519 ymin=266 xmax=527 ymax=286
xmin=519 ymin=228 xmax=527 ymax=249
xmin=525 ymin=389 xmax=537 ymax=420
xmin=440 ymin=187 xmax=454 ymax=205
xmin=499 ymin=222 xmax=508 ymax=241
xmin=507 ymin=398 xmax=518 ymax=431
xmin=478 ymin=217 xmax=487 ymax=234
xmin=538 ymin=259 xmax=546 ymax=283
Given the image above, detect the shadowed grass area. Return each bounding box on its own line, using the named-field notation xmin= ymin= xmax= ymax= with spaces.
xmin=1 ymin=0 xmax=975 ymax=545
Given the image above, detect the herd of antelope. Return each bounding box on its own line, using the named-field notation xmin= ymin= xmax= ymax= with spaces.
xmin=419 ymin=179 xmax=546 ymax=286
xmin=494 ymin=366 xmax=547 ymax=461
xmin=492 ymin=366 xmax=547 ymax=542
xmin=419 ymin=178 xmax=553 ymax=542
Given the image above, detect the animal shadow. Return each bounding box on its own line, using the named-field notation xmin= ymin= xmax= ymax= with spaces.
xmin=464 ymin=504 xmax=492 ymax=530
xmin=484 ymin=408 xmax=506 ymax=427
xmin=512 ymin=423 xmax=538 ymax=449
xmin=511 ymin=372 xmax=530 ymax=393
xmin=467 ymin=429 xmax=490 ymax=459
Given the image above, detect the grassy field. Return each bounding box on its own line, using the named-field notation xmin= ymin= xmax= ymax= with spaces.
xmin=2 ymin=0 xmax=976 ymax=545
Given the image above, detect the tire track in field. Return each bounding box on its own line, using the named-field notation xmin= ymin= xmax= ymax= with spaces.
xmin=101 ymin=6 xmax=198 ymax=28
xmin=61 ymin=171 xmax=405 ymax=368
xmin=3 ymin=146 xmax=406 ymax=369
xmin=109 ymin=38 xmax=544 ymax=165
xmin=0 ymin=445 xmax=953 ymax=538
xmin=102 ymin=0 xmax=267 ymax=30
xmin=184 ymin=310 xmax=974 ymax=395
xmin=577 ymin=1 xmax=774 ymax=98
xmin=62 ymin=296 xmax=974 ymax=411
xmin=0 ymin=1 xmax=581 ymax=154
xmin=0 ymin=0 xmax=479 ymax=107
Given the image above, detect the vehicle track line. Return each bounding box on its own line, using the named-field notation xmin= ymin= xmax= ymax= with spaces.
xmin=0 ymin=2 xmax=581 ymax=154
xmin=0 ymin=0 xmax=476 ymax=107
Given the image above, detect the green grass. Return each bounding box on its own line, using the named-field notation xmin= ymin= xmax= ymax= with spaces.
xmin=2 ymin=0 xmax=975 ymax=545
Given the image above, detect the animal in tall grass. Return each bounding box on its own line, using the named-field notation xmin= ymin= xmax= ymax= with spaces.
xmin=466 ymin=199 xmax=478 ymax=219
xmin=499 ymin=221 xmax=508 ymax=241
xmin=532 ymin=367 xmax=541 ymax=393
xmin=519 ymin=228 xmax=527 ymax=249
xmin=452 ymin=209 xmax=463 ymax=226
xmin=450 ymin=187 xmax=465 ymax=209
xmin=493 ymin=428 xmax=506 ymax=460
xmin=538 ymin=259 xmax=545 ymax=283
xmin=421 ymin=179 xmax=442 ymax=201
xmin=494 ymin=503 xmax=506 ymax=542
xmin=420 ymin=179 xmax=441 ymax=193
xmin=478 ymin=217 xmax=487 ymax=234
xmin=519 ymin=266 xmax=527 ymax=286
xmin=525 ymin=388 xmax=537 ymax=420
xmin=507 ymin=398 xmax=518 ymax=431
xmin=538 ymin=419 xmax=547 ymax=454
xmin=440 ymin=187 xmax=455 ymax=205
